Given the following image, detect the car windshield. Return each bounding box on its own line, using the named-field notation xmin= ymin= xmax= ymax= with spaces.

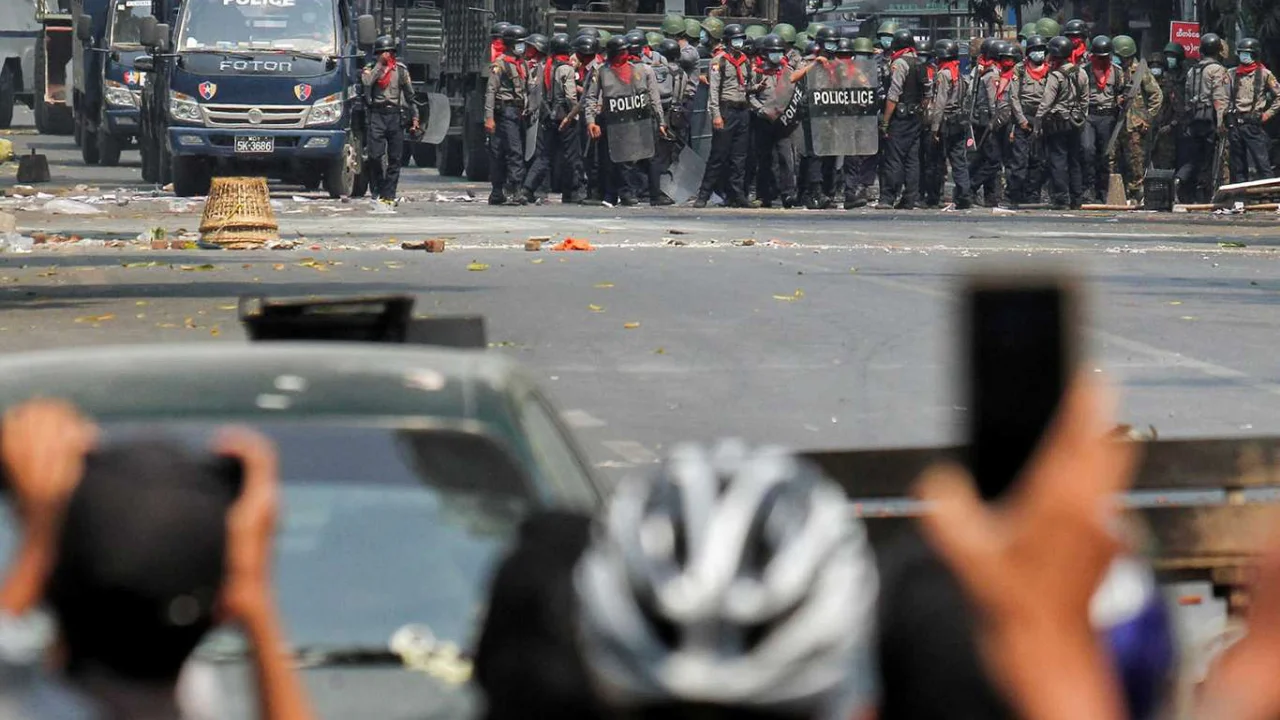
xmin=0 ymin=421 xmax=532 ymax=654
xmin=108 ymin=0 xmax=154 ymax=47
xmin=176 ymin=0 xmax=338 ymax=54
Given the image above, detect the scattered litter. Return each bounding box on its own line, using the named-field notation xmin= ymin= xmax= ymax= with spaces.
xmin=992 ymin=206 xmax=1017 ymax=215
xmin=370 ymin=201 xmax=396 ymax=214
xmin=531 ymin=258 xmax=544 ymax=264
xmin=623 ymin=322 xmax=640 ymax=329
xmin=664 ymin=237 xmax=687 ymax=246
xmin=1173 ymin=205 xmax=1189 ymax=213
xmin=588 ymin=304 xmax=604 ymax=312
xmin=733 ymin=238 xmax=756 ymax=246
xmin=290 ymin=195 xmax=312 ymax=203
xmin=178 ymin=264 xmax=217 ymax=271
xmin=467 ymin=262 xmax=489 ymax=271
xmin=0 ymin=232 xmax=33 ymax=253
xmin=430 ymin=191 xmax=477 ymax=203
xmin=654 ymin=347 xmax=665 ymax=354
xmin=524 ymin=239 xmax=541 ymax=252
xmin=74 ymin=314 xmax=115 ymax=324
xmin=403 ymin=239 xmax=446 ymax=252
xmin=667 ymin=228 xmax=689 ymax=235
xmin=0 ymin=211 xmax=15 ymax=234
xmin=552 ymin=237 xmax=594 ymax=251
xmin=44 ymin=198 xmax=102 ymax=215
xmin=941 ymin=203 xmax=956 ymax=212
xmin=773 ymin=289 xmax=805 ymax=301
xmin=266 ymin=239 xmax=299 ymax=250
xmin=1218 ymin=241 xmax=1247 ymax=248
xmin=765 ymin=239 xmax=796 ymax=247
xmin=594 ymin=282 xmax=614 ymax=288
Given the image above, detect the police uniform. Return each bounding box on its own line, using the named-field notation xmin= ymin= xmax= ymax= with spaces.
xmin=970 ymin=64 xmax=1014 ymax=205
xmin=584 ymin=59 xmax=665 ymax=205
xmin=1227 ymin=62 xmax=1280 ymax=182
xmin=879 ymin=50 xmax=926 ymax=209
xmin=648 ymin=54 xmax=695 ymax=205
xmin=927 ymin=59 xmax=972 ymax=207
xmin=919 ymin=59 xmax=945 ymax=207
xmin=523 ymin=52 xmax=585 ymax=203
xmin=748 ymin=58 xmax=799 ymax=207
xmin=1175 ymin=56 xmax=1229 ymax=202
xmin=966 ymin=63 xmax=996 ymax=202
xmin=1117 ymin=62 xmax=1162 ymax=201
xmin=484 ymin=50 xmax=528 ymax=203
xmin=572 ymin=55 xmax=604 ymax=200
xmin=1008 ymin=60 xmax=1050 ymax=204
xmin=1083 ymin=57 xmax=1124 ymax=201
xmin=696 ymin=47 xmax=753 ymax=206
xmin=361 ymin=57 xmax=417 ymax=201
xmin=1036 ymin=60 xmax=1089 ymax=208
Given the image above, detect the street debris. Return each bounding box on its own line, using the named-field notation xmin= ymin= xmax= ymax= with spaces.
xmin=667 ymin=228 xmax=689 ymax=235
xmin=524 ymin=239 xmax=541 ymax=251
xmin=664 ymin=237 xmax=688 ymax=246
xmin=466 ymin=262 xmax=489 ymax=271
xmin=773 ymin=289 xmax=805 ymax=301
xmin=733 ymin=238 xmax=756 ymax=247
xmin=266 ymin=239 xmax=300 ymax=250
xmin=44 ymin=198 xmax=103 ymax=215
xmin=1218 ymin=241 xmax=1247 ymax=248
xmin=623 ymin=322 xmax=640 ymax=329
xmin=594 ymin=282 xmax=614 ymax=288
xmin=588 ymin=304 xmax=604 ymax=312
xmin=401 ymin=238 xmax=447 ymax=252
xmin=552 ymin=237 xmax=593 ymax=251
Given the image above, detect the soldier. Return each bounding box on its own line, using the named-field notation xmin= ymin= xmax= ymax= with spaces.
xmin=1176 ymin=33 xmax=1230 ymax=202
xmin=694 ymin=23 xmax=753 ymax=208
xmin=661 ymin=13 xmax=685 ymax=43
xmin=1082 ymin=35 xmax=1121 ymax=202
xmin=1035 ymin=18 xmax=1061 ymax=40
xmin=928 ymin=38 xmax=972 ymax=209
xmin=748 ymin=34 xmax=799 ymax=208
xmin=484 ymin=24 xmax=529 ymax=205
xmin=522 ymin=33 xmax=584 ymax=204
xmin=681 ymin=19 xmax=703 ymax=64
xmin=1227 ymin=37 xmax=1279 ymax=183
xmin=875 ymin=21 xmax=898 ymax=54
xmin=1036 ymin=35 xmax=1089 ymax=210
xmin=1008 ymin=34 xmax=1051 ymax=205
xmin=700 ymin=16 xmax=724 ymax=56
xmin=1063 ymin=19 xmax=1089 ymax=65
xmin=970 ymin=40 xmax=1015 ymax=207
xmin=772 ymin=23 xmax=801 ymax=67
xmin=1017 ymin=23 xmax=1037 ymax=48
xmin=878 ymin=28 xmax=928 ymax=210
xmin=362 ymin=35 xmax=418 ymax=205
xmin=1149 ymin=43 xmax=1186 ymax=171
xmin=584 ymin=35 xmax=667 ymax=206
xmin=648 ymin=39 xmax=694 ymax=205
xmin=1112 ymin=35 xmax=1162 ymax=203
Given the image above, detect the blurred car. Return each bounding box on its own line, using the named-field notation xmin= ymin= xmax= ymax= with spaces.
xmin=0 ymin=298 xmax=605 ymax=719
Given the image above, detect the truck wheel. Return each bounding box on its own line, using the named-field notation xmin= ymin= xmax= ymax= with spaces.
xmin=33 ymin=31 xmax=48 ymax=133
xmin=437 ymin=135 xmax=463 ymax=176
xmin=0 ymin=66 xmax=16 ymax=129
xmin=33 ymin=30 xmax=73 ymax=135
xmin=352 ymin=160 xmax=369 ymax=198
xmin=463 ymin=123 xmax=489 ymax=182
xmin=159 ymin=142 xmax=173 ymax=186
xmin=80 ymin=118 xmax=100 ymax=165
xmin=171 ymin=155 xmax=209 ymax=197
xmin=73 ymin=114 xmax=82 ymax=146
xmin=412 ymin=143 xmax=435 ymax=168
xmin=139 ymin=136 xmax=157 ymax=182
xmin=322 ymin=135 xmax=359 ymax=198
xmin=98 ymin=125 xmax=121 ymax=167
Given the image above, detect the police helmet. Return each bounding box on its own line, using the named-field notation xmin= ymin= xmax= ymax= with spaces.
xmin=813 ymin=26 xmax=836 ymax=43
xmin=1010 ymin=43 xmax=1023 ymax=62
xmin=1163 ymin=41 xmax=1186 ymax=60
xmin=489 ymin=21 xmax=509 ymax=39
xmin=1090 ymin=35 xmax=1111 ymax=55
xmin=745 ymin=24 xmax=767 ymax=39
xmin=572 ymin=34 xmax=600 ymax=56
xmin=1018 ymin=23 xmax=1037 ymax=41
xmin=525 ymin=33 xmax=548 ymax=55
xmin=795 ymin=32 xmax=809 ymax=47
xmin=1112 ymin=34 xmax=1137 ymax=59
xmin=605 ymin=35 xmax=629 ymax=59
xmin=1200 ymin=33 xmax=1224 ymax=57
xmin=501 ymin=25 xmax=528 ymax=43
xmin=1047 ymin=35 xmax=1073 ymax=60
xmin=890 ymin=28 xmax=914 ymax=52
xmin=991 ymin=39 xmax=1013 ymax=60
xmin=683 ymin=18 xmax=701 ymax=40
xmin=933 ymin=38 xmax=959 ymax=61
xmin=624 ymin=29 xmax=645 ymax=51
xmin=803 ymin=39 xmax=819 ymax=57
xmin=373 ymin=34 xmax=395 ymax=54
xmin=979 ymin=37 xmax=996 ymax=58
xmin=701 ymin=16 xmax=725 ymax=40
xmin=597 ymin=29 xmax=612 ymax=43
xmin=915 ymin=38 xmax=931 ymax=56
xmin=1064 ymin=19 xmax=1088 ymax=38
xmin=852 ymin=36 xmax=875 ymax=55
xmin=661 ymin=14 xmax=685 ymax=36
xmin=549 ymin=33 xmax=571 ymax=55
xmin=804 ymin=22 xmax=825 ymax=37
xmin=772 ymin=22 xmax=797 ymax=44
xmin=723 ymin=23 xmax=746 ymax=40
xmin=835 ymin=37 xmax=854 ymax=57
xmin=646 ymin=31 xmax=663 ymax=49
xmin=876 ymin=20 xmax=899 ymax=38
xmin=1238 ymin=37 xmax=1262 ymax=55
xmin=1025 ymin=33 xmax=1048 ymax=52
xmin=1035 ymin=18 xmax=1061 ymax=38
xmin=658 ymin=37 xmax=680 ymax=61
xmin=758 ymin=33 xmax=786 ymax=53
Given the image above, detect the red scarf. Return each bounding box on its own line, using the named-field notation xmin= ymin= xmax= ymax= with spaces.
xmin=926 ymin=64 xmax=935 ymax=82
xmin=575 ymin=56 xmax=592 ymax=83
xmin=890 ymin=47 xmax=912 ymax=62
xmin=503 ymin=53 xmax=526 ymax=80
xmin=609 ymin=56 xmax=632 ymax=85
xmin=490 ymin=40 xmax=503 ymax=63
xmin=1070 ymin=39 xmax=1086 ymax=65
xmin=939 ymin=59 xmax=959 ymax=82
xmin=1238 ymin=62 xmax=1261 ymax=76
xmin=1024 ymin=60 xmax=1049 ymax=81
xmin=376 ymin=54 xmax=396 ymax=89
xmin=546 ymin=54 xmax=570 ymax=89
xmin=1091 ymin=56 xmax=1112 ymax=90
xmin=997 ymin=61 xmax=1014 ymax=99
xmin=717 ymin=49 xmax=748 ymax=85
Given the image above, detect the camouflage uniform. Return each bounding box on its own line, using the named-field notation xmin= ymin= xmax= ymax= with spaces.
xmin=1118 ymin=62 xmax=1163 ymax=200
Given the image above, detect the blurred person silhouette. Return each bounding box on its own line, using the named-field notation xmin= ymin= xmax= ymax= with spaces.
xmin=0 ymin=400 xmax=313 ymax=720
xmin=573 ymin=439 xmax=880 ymax=720
xmin=878 ymin=375 xmax=1176 ymax=720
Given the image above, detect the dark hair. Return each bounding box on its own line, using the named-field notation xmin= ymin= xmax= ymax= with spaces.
xmin=48 ymin=441 xmax=235 ymax=684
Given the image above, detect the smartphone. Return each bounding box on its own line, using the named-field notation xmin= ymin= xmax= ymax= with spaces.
xmin=964 ymin=276 xmax=1077 ymax=500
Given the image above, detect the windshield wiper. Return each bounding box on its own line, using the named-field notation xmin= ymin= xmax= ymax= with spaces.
xmin=180 ymin=48 xmax=257 ymax=60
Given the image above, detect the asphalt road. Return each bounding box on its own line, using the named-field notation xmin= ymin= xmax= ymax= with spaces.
xmin=5 ymin=109 xmax=1280 ymax=477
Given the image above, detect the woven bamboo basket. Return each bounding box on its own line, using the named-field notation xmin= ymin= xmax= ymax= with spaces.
xmin=199 ymin=177 xmax=279 ymax=248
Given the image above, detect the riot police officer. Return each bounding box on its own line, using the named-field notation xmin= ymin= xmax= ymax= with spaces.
xmin=748 ymin=33 xmax=799 ymax=208
xmin=1036 ymin=35 xmax=1088 ymax=209
xmin=649 ymin=38 xmax=693 ymax=205
xmin=694 ymin=23 xmax=753 ymax=207
xmin=1063 ymin=19 xmax=1089 ymax=65
xmin=1227 ymin=37 xmax=1279 ymax=183
xmin=362 ymin=35 xmax=418 ymax=204
xmin=1008 ymin=34 xmax=1051 ymax=205
xmin=1113 ymin=35 xmax=1162 ymax=203
xmin=523 ymin=33 xmax=584 ymax=204
xmin=1176 ymin=33 xmax=1229 ymax=202
xmin=1082 ymin=34 xmax=1120 ymax=202
xmin=878 ymin=28 xmax=927 ymax=210
xmin=584 ymin=35 xmax=666 ymax=206
xmin=970 ymin=40 xmax=1015 ymax=206
xmin=484 ymin=24 xmax=529 ymax=205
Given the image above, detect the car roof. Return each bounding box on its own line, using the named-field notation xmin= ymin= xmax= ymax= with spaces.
xmin=0 ymin=342 xmax=536 ymax=421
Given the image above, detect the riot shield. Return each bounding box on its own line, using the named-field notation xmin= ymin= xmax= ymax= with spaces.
xmin=604 ymin=90 xmax=656 ymax=164
xmin=805 ymin=57 xmax=879 ymax=157
xmin=421 ymin=92 xmax=451 ymax=145
xmin=764 ymin=74 xmax=802 ymax=130
xmin=660 ymin=143 xmax=706 ymax=204
xmin=525 ymin=115 xmax=539 ymax=162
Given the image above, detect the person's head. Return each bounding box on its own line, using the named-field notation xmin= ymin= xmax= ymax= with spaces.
xmin=658 ymin=38 xmax=680 ymax=63
xmin=489 ymin=20 xmax=509 ymax=40
xmin=1018 ymin=23 xmax=1037 ymax=46
xmin=802 ymin=39 xmax=819 ymax=58
xmin=723 ymin=23 xmax=747 ymax=53
xmin=1200 ymin=32 xmax=1224 ymax=60
xmin=814 ymin=26 xmax=837 ymax=56
xmin=1112 ymin=34 xmax=1137 ymax=68
xmin=758 ymin=33 xmax=786 ymax=66
xmin=1163 ymin=41 xmax=1186 ymax=69
xmin=852 ymin=36 xmax=875 ymax=57
xmin=772 ymin=22 xmax=796 ymax=47
xmin=876 ymin=20 xmax=898 ymax=51
xmin=605 ymin=35 xmax=629 ymax=63
xmin=1064 ymin=18 xmax=1088 ymax=47
xmin=661 ymin=13 xmax=685 ymax=40
xmin=574 ymin=440 xmax=880 ymax=720
xmin=978 ymin=37 xmax=995 ymax=64
xmin=683 ymin=18 xmax=701 ymax=45
xmin=1238 ymin=37 xmax=1261 ymax=65
xmin=890 ymin=27 xmax=914 ymax=53
xmin=915 ymin=37 xmax=932 ymax=62
xmin=1147 ymin=52 xmax=1165 ymax=78
xmin=573 ymin=33 xmax=600 ymax=61
xmin=1025 ymin=34 xmax=1047 ymax=64
xmin=995 ymin=39 xmax=1016 ymax=70
xmin=700 ymin=16 xmax=724 ymax=47
xmin=836 ymin=37 xmax=855 ymax=58
xmin=502 ymin=24 xmax=528 ymax=56
xmin=624 ymin=29 xmax=646 ymax=57
xmin=48 ymin=441 xmax=237 ymax=685
xmin=1047 ymin=35 xmax=1073 ymax=66
xmin=374 ymin=34 xmax=395 ymax=58
xmin=525 ymin=32 xmax=547 ymax=59
xmin=933 ymin=37 xmax=959 ymax=63
xmin=549 ymin=32 xmax=571 ymax=57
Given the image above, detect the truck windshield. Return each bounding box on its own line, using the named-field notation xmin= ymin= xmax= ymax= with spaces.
xmin=177 ymin=0 xmax=338 ymax=54
xmin=109 ymin=0 xmax=153 ymax=47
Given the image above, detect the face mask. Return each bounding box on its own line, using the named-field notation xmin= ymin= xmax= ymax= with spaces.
xmin=514 ymin=42 xmax=526 ymax=55
xmin=1112 ymin=55 xmax=1122 ymax=67
xmin=824 ymin=41 xmax=838 ymax=51
xmin=1020 ymin=38 xmax=1028 ymax=48
xmin=1151 ymin=66 xmax=1163 ymax=77
xmin=730 ymin=37 xmax=744 ymax=49
xmin=1240 ymin=51 xmax=1254 ymax=63
xmin=1166 ymin=56 xmax=1177 ymax=69
xmin=768 ymin=51 xmax=783 ymax=64
xmin=1029 ymin=50 xmax=1045 ymax=63
xmin=699 ymin=30 xmax=708 ymax=44
xmin=879 ymin=36 xmax=891 ymax=49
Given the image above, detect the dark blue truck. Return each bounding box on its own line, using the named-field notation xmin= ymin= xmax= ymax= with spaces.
xmin=72 ymin=0 xmax=149 ymax=165
xmin=135 ymin=0 xmax=376 ymax=197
